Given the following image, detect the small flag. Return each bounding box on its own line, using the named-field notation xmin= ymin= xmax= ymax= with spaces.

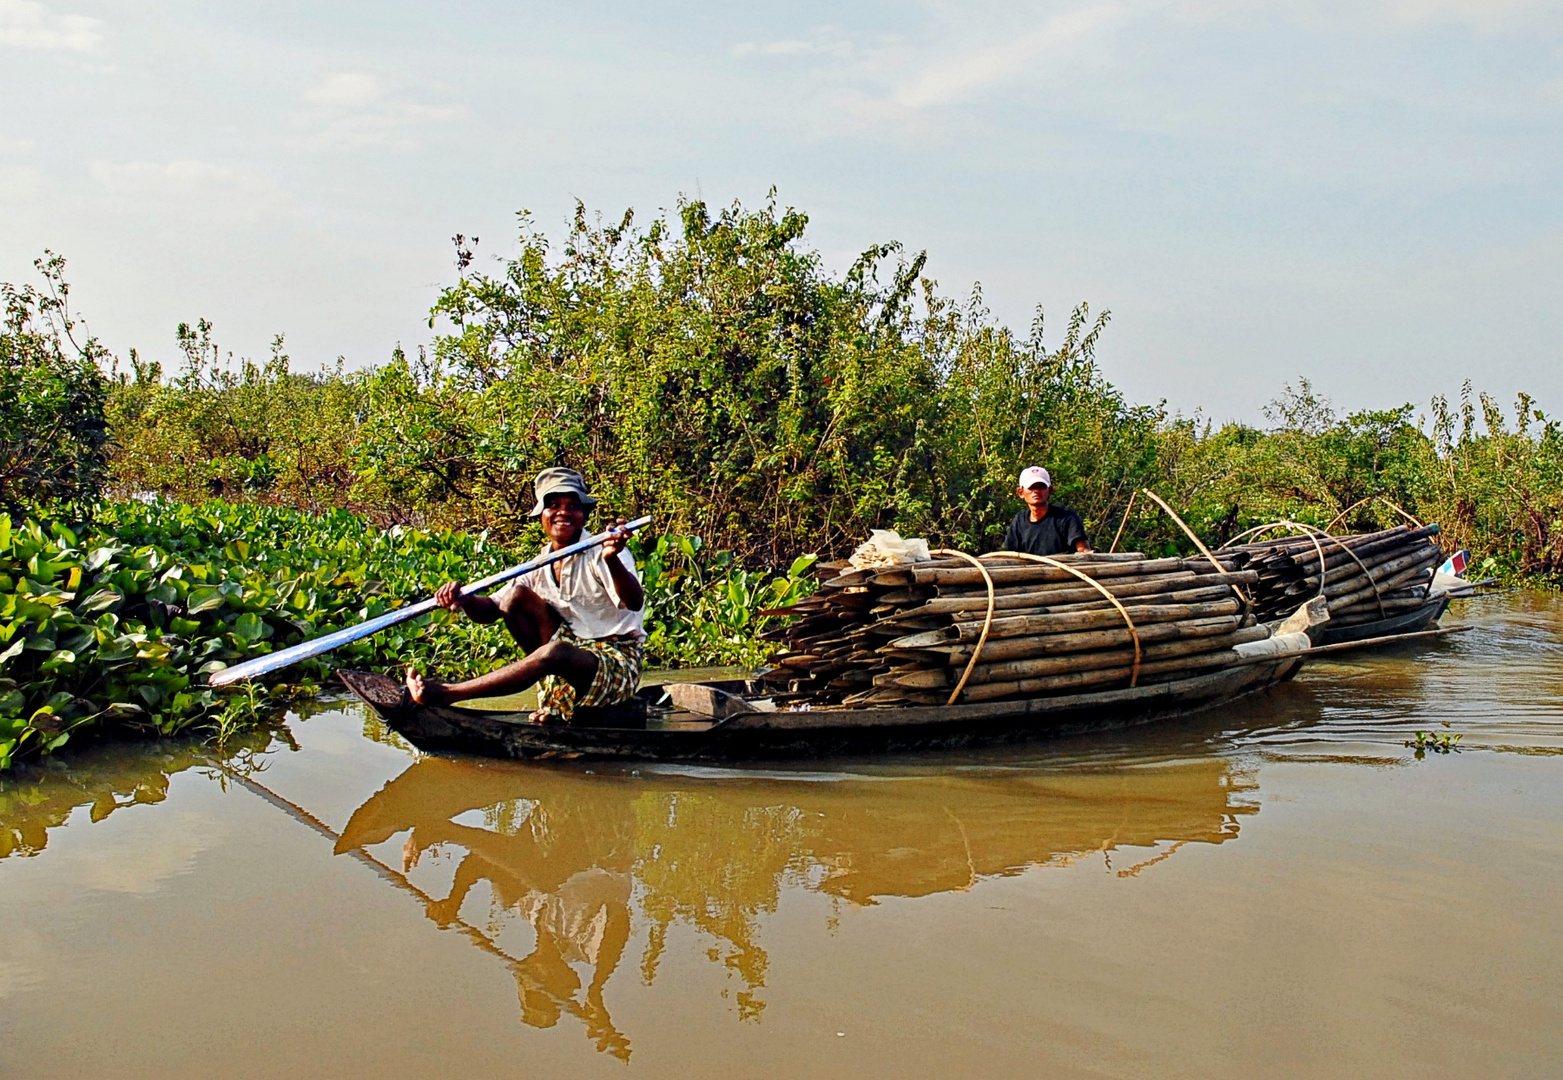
xmin=1438 ymin=549 xmax=1469 ymax=578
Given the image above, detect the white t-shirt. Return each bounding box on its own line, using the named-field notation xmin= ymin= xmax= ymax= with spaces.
xmin=502 ymin=530 xmax=645 ymax=641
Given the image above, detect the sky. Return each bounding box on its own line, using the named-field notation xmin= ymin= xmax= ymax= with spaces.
xmin=2 ymin=0 xmax=1560 ymax=424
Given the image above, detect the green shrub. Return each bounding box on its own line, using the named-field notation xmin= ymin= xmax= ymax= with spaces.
xmin=0 ymin=498 xmax=825 ymax=768
xmin=0 ymin=253 xmax=112 ymax=515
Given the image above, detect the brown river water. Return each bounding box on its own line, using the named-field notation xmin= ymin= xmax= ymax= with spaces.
xmin=2 ymin=594 xmax=1561 ymax=1078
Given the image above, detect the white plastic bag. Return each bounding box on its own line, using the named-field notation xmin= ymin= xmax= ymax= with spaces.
xmin=848 ymin=529 xmax=932 ymax=570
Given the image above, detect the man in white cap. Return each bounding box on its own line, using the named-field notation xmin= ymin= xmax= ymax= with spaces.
xmin=403 ymin=466 xmax=646 ymax=724
xmin=1001 ymin=466 xmax=1091 ymax=556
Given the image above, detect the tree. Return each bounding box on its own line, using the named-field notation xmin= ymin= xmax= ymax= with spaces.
xmin=0 ymin=253 xmax=112 ymax=514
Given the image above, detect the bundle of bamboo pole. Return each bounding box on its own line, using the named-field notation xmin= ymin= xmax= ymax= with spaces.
xmin=759 ymin=551 xmax=1267 ymax=708
xmin=1222 ymin=524 xmax=1445 ymax=626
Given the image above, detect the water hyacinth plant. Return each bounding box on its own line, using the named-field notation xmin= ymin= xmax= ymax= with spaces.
xmin=0 ymin=501 xmax=513 ymax=767
xmin=0 ymin=500 xmax=818 ymax=768
xmin=635 ymin=533 xmax=817 ymax=668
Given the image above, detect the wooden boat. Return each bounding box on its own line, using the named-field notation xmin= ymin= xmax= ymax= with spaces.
xmin=1316 ymin=596 xmax=1449 ymax=647
xmin=339 ymin=658 xmax=1307 ymax=762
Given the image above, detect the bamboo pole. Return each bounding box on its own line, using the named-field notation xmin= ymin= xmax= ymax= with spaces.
xmin=902 ymin=647 xmax=1256 ymax=704
xmin=971 ymin=583 xmax=1238 ymax=618
xmin=909 ymin=614 xmax=1246 ymax=663
xmin=933 ymin=598 xmax=1242 ymax=644
xmin=895 ymin=557 xmax=1191 ymax=588
xmin=890 ymin=626 xmax=1272 ymax=688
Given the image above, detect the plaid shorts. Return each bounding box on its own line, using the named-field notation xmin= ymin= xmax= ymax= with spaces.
xmin=535 ymin=625 xmax=644 ymax=723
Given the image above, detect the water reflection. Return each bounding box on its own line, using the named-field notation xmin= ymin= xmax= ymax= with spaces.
xmin=337 ymin=753 xmax=1257 ymax=1056
xmin=0 ymin=732 xmax=270 ymax=860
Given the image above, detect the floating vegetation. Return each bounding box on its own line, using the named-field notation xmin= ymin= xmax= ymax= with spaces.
xmin=0 ymin=500 xmax=816 ymax=768
xmin=1407 ymin=730 xmax=1463 ymax=755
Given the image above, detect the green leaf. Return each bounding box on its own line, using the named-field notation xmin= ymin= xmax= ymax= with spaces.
xmin=95 ymin=635 xmax=138 ymax=663
xmin=0 ymin=638 xmax=24 ymax=666
xmin=233 ymin=612 xmax=268 ymax=643
xmin=40 ymin=649 xmax=77 ymax=673
xmin=187 ymin=587 xmax=226 ymax=614
xmin=788 ymin=553 xmax=819 ymax=579
xmin=76 ymin=585 xmax=124 ymax=615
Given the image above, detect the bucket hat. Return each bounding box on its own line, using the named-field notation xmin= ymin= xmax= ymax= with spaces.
xmin=528 ymin=466 xmax=598 ymax=518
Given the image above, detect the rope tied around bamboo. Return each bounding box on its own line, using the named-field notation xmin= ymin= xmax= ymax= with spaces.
xmin=1117 ymin=488 xmax=1255 ymax=609
xmin=929 ymin=549 xmax=997 ymax=705
xmin=1220 ymin=518 xmax=1388 ymax=620
xmin=978 ymin=551 xmax=1144 ymax=688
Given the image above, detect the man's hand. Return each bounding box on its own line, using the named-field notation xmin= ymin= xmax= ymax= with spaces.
xmin=432 ymin=581 xmax=465 ymax=612
xmin=602 ymin=518 xmax=631 ymax=559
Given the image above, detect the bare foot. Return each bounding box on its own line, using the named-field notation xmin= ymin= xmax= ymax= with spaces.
xmin=405 ymin=666 xmax=453 ymax=706
xmin=527 ymin=708 xmax=564 ymax=726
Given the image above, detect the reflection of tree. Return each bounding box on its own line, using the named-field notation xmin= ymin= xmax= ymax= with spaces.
xmin=5 ymin=732 xmax=1262 ymax=1064
xmin=633 ymin=794 xmax=804 ymax=1020
xmin=337 ymin=753 xmax=1257 ymax=1057
xmin=802 ymin=762 xmax=1257 ymax=905
xmin=0 ymin=731 xmax=271 ymax=860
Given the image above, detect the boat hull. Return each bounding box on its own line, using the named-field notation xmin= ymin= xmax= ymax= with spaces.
xmin=1317 ymin=597 xmax=1448 ymax=646
xmin=340 ymin=660 xmax=1305 ymax=762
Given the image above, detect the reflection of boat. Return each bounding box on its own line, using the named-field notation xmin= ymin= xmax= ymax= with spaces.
xmin=340 ymin=659 xmax=1305 ymax=762
xmin=1316 ymin=597 xmax=1449 ymax=647
xmin=335 ymin=749 xmax=1258 ymax=1055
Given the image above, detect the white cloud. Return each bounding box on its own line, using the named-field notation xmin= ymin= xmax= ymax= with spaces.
xmin=89 ymin=159 xmax=297 ymax=221
xmin=0 ymin=0 xmax=100 ymax=50
xmin=0 ymin=163 xmax=46 ymax=203
xmin=895 ymin=3 xmax=1124 ymax=108
xmin=733 ymin=35 xmax=854 ymax=58
xmin=1175 ymin=0 xmax=1551 ymax=33
xmin=295 ymin=72 xmax=462 ymax=149
xmin=303 ymin=71 xmax=383 ymax=108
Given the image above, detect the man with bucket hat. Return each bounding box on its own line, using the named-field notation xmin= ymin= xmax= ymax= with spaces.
xmin=404 ymin=467 xmax=646 ymax=724
xmin=1001 ymin=465 xmax=1091 ymax=557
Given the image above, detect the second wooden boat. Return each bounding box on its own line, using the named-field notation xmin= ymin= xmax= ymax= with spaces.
xmin=1317 ymin=596 xmax=1449 ymax=646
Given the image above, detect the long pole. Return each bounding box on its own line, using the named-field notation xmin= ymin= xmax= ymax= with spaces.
xmin=208 ymin=515 xmax=652 ymax=687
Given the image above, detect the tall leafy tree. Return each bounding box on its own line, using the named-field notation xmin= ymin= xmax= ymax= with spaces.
xmin=0 ymin=253 xmax=112 ymax=514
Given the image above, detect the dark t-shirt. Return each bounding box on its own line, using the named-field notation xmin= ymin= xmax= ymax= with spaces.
xmin=1002 ymin=506 xmax=1088 ymax=556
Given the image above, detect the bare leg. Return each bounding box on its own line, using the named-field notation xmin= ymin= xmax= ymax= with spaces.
xmin=406 ymin=638 xmax=598 ymax=708
xmin=496 ymin=584 xmax=561 ymax=653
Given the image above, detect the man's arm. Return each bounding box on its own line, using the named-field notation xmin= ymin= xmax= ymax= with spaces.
xmin=1001 ymin=515 xmax=1021 ymax=553
xmin=1067 ymin=511 xmax=1092 ymax=553
xmin=602 ymin=521 xmax=645 ymax=611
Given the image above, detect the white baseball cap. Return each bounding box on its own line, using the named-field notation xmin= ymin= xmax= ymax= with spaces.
xmin=1017 ymin=466 xmax=1052 ymax=488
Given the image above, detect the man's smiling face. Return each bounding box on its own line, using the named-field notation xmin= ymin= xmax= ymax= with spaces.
xmin=540 ymin=492 xmax=587 ymax=545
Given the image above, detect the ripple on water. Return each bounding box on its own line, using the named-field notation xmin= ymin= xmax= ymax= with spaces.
xmin=1223 ymin=594 xmax=1563 ymax=756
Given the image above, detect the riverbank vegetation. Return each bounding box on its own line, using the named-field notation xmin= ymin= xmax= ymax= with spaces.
xmin=3 ymin=191 xmax=1559 ymax=765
